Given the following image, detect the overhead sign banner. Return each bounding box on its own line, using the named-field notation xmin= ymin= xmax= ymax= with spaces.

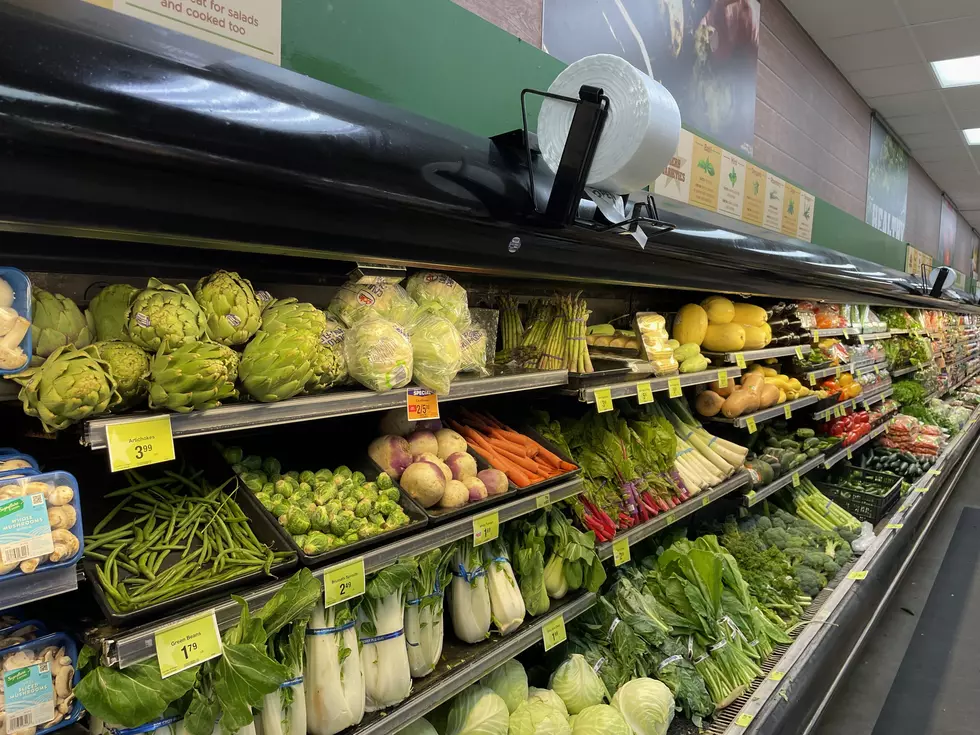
xmin=85 ymin=0 xmax=281 ymax=63
xmin=653 ymin=133 xmax=814 ymax=242
xmin=905 ymin=245 xmax=933 ymax=277
xmin=865 ymin=117 xmax=908 ymax=240
xmin=940 ymin=197 xmax=957 ymax=268
xmin=542 ymin=0 xmax=762 ymax=157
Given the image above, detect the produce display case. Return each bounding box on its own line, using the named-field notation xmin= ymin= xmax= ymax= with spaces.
xmin=814 ymin=464 xmax=903 ymax=523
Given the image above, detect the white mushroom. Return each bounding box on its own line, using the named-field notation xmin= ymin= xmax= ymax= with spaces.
xmin=48 ymin=530 xmax=80 ymax=563
xmin=2 ymin=651 xmax=34 ymax=672
xmin=46 ymin=505 xmax=76 ymax=531
xmin=53 ymin=665 xmax=73 ymax=699
xmin=44 ymin=486 xmax=74 ymax=508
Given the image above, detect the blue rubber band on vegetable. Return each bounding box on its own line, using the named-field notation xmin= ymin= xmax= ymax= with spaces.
xmin=280 ymin=676 xmax=304 ymax=688
xmin=306 ymin=621 xmax=356 ymax=635
xmin=359 ymin=629 xmax=405 ymax=645
xmin=452 ymin=563 xmax=486 ymax=582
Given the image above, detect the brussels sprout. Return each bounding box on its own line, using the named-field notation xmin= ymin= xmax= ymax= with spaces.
xmin=244 ymin=477 xmax=264 ymax=492
xmin=384 ymin=486 xmax=401 ymax=502
xmin=275 ymin=479 xmax=294 ymax=499
xmin=351 ymin=471 xmax=366 ymax=485
xmin=231 ymin=463 xmax=245 ymax=475
xmin=315 ymin=484 xmax=338 ymax=501
xmin=341 ymin=497 xmax=358 ymax=512
xmin=389 ymin=509 xmax=410 ymax=527
xmin=292 ymin=534 xmax=307 ymax=549
xmin=286 ymin=470 xmax=300 ymax=481
xmin=272 ymin=501 xmax=292 ymax=517
xmin=315 ymin=469 xmax=334 ymax=484
xmin=300 ymin=470 xmax=316 ymax=485
xmin=324 ymin=533 xmax=339 ymax=548
xmin=343 ymin=531 xmax=359 ymax=544
xmin=368 ymin=512 xmax=384 ymax=526
xmin=358 ymin=524 xmax=380 ymax=540
xmin=375 ymin=499 xmax=397 ymax=517
xmin=330 ymin=515 xmax=350 ymax=537
xmin=303 ymin=501 xmax=318 ymax=515
xmin=299 ymin=481 xmax=313 ymax=495
xmin=325 ymin=500 xmax=343 ymax=515
xmin=243 ymin=455 xmax=263 ymax=471
xmin=280 ymin=508 xmax=311 ymax=535
xmin=354 ymin=499 xmax=373 ymax=519
xmin=376 ymin=472 xmax=394 ymax=491
xmin=362 ymin=486 xmax=379 ymax=503
xmin=262 ymin=457 xmax=282 ymax=477
xmin=334 ymin=466 xmax=353 ymax=481
xmin=224 ymin=447 xmax=244 ymax=465
xmin=262 ymin=482 xmax=275 ymax=495
xmin=340 ymin=509 xmax=356 ymax=521
xmin=350 ymin=517 xmax=366 ymax=531
xmin=303 ymin=532 xmax=331 ymax=556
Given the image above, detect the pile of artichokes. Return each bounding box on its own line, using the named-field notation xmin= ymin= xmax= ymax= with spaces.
xmin=7 ymin=271 xmax=349 ymax=432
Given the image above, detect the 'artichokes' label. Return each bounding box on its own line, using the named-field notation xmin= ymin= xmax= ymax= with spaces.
xmin=226 ymin=314 xmax=242 ymax=327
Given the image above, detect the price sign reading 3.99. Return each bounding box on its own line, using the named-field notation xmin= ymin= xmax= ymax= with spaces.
xmin=106 ymin=416 xmax=176 ymax=473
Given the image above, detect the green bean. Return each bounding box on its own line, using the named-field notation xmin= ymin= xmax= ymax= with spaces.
xmin=104 ymin=477 xmax=171 ymax=498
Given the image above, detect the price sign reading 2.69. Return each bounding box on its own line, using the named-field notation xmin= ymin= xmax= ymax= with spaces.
xmin=155 ymin=611 xmax=222 ymax=678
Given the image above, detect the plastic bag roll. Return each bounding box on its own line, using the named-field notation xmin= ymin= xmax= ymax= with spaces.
xmin=538 ymin=54 xmax=681 ymax=195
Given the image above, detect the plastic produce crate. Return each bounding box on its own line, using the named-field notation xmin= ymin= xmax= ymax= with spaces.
xmin=815 ymin=464 xmax=902 ymax=523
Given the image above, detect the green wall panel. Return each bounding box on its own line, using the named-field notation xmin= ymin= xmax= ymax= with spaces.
xmin=281 ymin=0 xmax=564 ymax=138
xmin=811 ymin=198 xmax=906 ymax=272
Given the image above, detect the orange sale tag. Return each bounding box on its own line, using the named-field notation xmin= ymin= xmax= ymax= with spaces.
xmin=407 ymin=388 xmax=439 ymax=421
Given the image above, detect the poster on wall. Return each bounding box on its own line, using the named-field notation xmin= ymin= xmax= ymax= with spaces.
xmin=905 ymin=245 xmax=933 ymax=278
xmin=83 ymin=0 xmax=281 ymax=63
xmin=940 ymin=197 xmax=957 ymax=268
xmin=542 ymin=0 xmax=761 ymax=157
xmin=865 ymin=117 xmax=907 ymax=240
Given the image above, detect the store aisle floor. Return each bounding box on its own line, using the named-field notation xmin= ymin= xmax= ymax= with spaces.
xmin=813 ymin=446 xmax=980 ymax=735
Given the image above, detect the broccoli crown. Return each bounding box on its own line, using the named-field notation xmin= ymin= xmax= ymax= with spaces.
xmin=836 ymin=526 xmax=860 ymax=544
xmin=803 ymin=551 xmax=832 ymax=570
xmin=771 ymin=517 xmax=787 ymax=530
xmin=823 ymin=560 xmax=841 ymax=576
xmin=783 ymin=546 xmax=805 ymax=564
xmin=763 ymin=528 xmax=791 ymax=549
xmin=756 ymin=516 xmax=773 ymax=531
xmin=794 ymin=567 xmax=827 ymax=597
xmin=834 ymin=543 xmax=854 ymax=566
xmin=786 ymin=535 xmax=806 ymax=548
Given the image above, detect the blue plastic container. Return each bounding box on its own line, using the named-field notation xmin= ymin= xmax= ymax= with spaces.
xmin=0 ymin=619 xmax=49 ymax=646
xmin=0 ymin=452 xmax=40 ymax=478
xmin=0 ymin=471 xmax=83 ymax=583
xmin=0 ymin=632 xmax=83 ymax=735
xmin=0 ymin=267 xmax=32 ymax=376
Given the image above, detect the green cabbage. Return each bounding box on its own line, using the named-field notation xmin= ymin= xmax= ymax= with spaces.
xmin=396 ymin=720 xmax=438 ymax=735
xmin=527 ymin=688 xmax=568 ymax=720
xmin=480 ymin=660 xmax=527 ymax=714
xmin=550 ymin=655 xmax=608 ymax=715
xmin=406 ymin=271 xmax=470 ymax=328
xmin=508 ymin=701 xmax=572 ymax=735
xmin=344 ymin=316 xmax=413 ymax=392
xmin=410 ymin=309 xmax=462 ymax=395
xmin=611 ymin=678 xmax=674 ymax=735
xmin=569 ymin=705 xmax=631 ymax=735
xmin=444 ymin=685 xmax=509 ymax=735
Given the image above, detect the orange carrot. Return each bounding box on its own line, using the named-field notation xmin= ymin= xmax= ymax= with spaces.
xmin=486 ymin=435 xmax=530 ymax=457
xmin=495 ymin=446 xmax=541 ymax=474
xmin=489 ymin=428 xmax=538 ymax=456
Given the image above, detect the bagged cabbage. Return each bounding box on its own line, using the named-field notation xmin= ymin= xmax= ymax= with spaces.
xmin=344 ymin=316 xmax=413 ymax=392
xmin=444 ymin=685 xmax=509 ymax=735
xmin=406 ymin=272 xmax=470 ymax=328
xmin=410 ymin=309 xmax=462 ymax=395
xmin=550 ymin=654 xmax=608 ymax=715
xmin=459 ymin=324 xmax=489 ymax=376
xmin=480 ymin=660 xmax=527 ymax=714
xmin=328 ymin=278 xmax=417 ymax=328
xmin=611 ymin=678 xmax=674 ymax=735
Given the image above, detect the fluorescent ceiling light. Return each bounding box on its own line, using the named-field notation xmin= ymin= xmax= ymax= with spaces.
xmin=964 ymin=128 xmax=980 ymax=145
xmin=932 ymin=55 xmax=980 ymax=88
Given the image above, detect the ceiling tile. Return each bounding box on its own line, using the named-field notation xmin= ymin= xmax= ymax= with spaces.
xmin=942 ymin=86 xmax=980 ymax=121
xmin=897 ymin=0 xmax=980 ymax=25
xmin=911 ymin=16 xmax=980 ymax=61
xmin=914 ymin=144 xmax=976 ymax=163
xmin=822 ymin=28 xmax=919 ymax=71
xmin=904 ymin=130 xmax=967 ymax=148
xmin=887 ymin=112 xmax=958 ymax=135
xmin=786 ymin=0 xmax=903 ymax=39
xmin=868 ymin=89 xmax=946 ymax=117
xmin=850 ymin=63 xmax=938 ymax=97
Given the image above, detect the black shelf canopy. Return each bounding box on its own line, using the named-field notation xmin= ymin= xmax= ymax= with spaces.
xmin=0 ymin=0 xmax=974 ymax=312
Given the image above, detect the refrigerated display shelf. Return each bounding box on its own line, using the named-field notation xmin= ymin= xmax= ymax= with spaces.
xmin=707 ymin=394 xmax=819 ymax=429
xmin=81 ymin=369 xmax=568 ymax=449
xmin=596 ymin=471 xmax=750 ymax=561
xmin=847 ymin=331 xmax=891 ymax=342
xmin=890 ymin=363 xmax=923 ymax=377
xmin=703 ymin=345 xmax=812 ymax=364
xmin=811 ymin=384 xmax=892 ymax=421
xmin=743 ymin=453 xmax=827 ymax=507
xmin=820 ymin=416 xmax=893 ymax=471
xmin=569 ymin=367 xmax=741 ymax=404
xmin=888 ymin=329 xmax=909 ymax=335
xmin=809 ymin=328 xmax=852 ymax=340
xmin=351 ymin=592 xmax=597 ymax=735
xmin=803 ymin=359 xmax=885 ymax=384
xmin=101 ymin=476 xmax=583 ymax=667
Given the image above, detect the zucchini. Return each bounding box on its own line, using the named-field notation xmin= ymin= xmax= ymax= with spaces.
xmin=806 ymin=448 xmax=820 ymax=458
xmin=791 ymin=453 xmax=808 ymax=468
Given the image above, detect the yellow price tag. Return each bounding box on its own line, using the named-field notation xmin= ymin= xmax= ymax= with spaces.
xmin=612 ymin=537 xmax=631 ymax=567
xmin=886 ymin=523 xmax=904 ymax=530
xmin=736 ymin=714 xmax=754 ymax=727
xmin=594 ymin=388 xmax=614 ymax=413
xmin=862 ymin=401 xmax=870 ymax=411
xmin=847 ymin=570 xmax=868 ymax=580
xmin=927 ymin=468 xmax=941 ymax=476
xmin=473 ymin=511 xmax=499 ymax=546
xmin=535 ymin=492 xmax=552 ymax=509
xmin=717 ymin=370 xmax=729 ymax=388
xmin=808 ymin=373 xmax=816 ymax=387
xmin=846 ymin=447 xmax=853 ymax=460
xmin=835 ymin=366 xmax=842 ymax=378
xmin=784 ymin=404 xmax=792 ymax=419
xmin=914 ymin=486 xmax=929 ymax=493
xmin=407 ymin=387 xmax=439 ymax=421
xmin=874 ymin=366 xmax=881 ymax=376
xmin=636 ymin=382 xmax=654 ymax=405
xmin=323 ymin=557 xmax=366 ymax=606
xmin=745 ymin=416 xmax=757 ymax=434
xmin=701 ymin=495 xmax=710 ymax=508
xmin=735 ymin=353 xmax=746 ymax=369
xmin=667 ymin=377 xmax=683 ymax=399
xmin=155 ymin=611 xmax=222 ymax=678
xmin=792 ymin=472 xmax=800 ymax=487
xmin=795 ymin=346 xmax=804 ymax=359
xmin=106 ymin=416 xmax=176 ymax=473
xmin=542 ymin=615 xmax=567 ymax=652
xmin=824 ymin=460 xmax=832 ymax=470
xmin=769 ymin=671 xmax=786 ymax=682
xmin=813 ymin=330 xmax=820 ymax=340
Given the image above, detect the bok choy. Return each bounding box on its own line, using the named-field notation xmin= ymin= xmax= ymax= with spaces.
xmin=357 ymin=560 xmax=415 ymax=711
xmin=483 ymin=539 xmax=525 ymax=635
xmin=405 ymin=546 xmax=454 ymax=677
xmin=450 ymin=539 xmax=491 ymax=644
xmin=305 ymin=601 xmax=364 ymax=735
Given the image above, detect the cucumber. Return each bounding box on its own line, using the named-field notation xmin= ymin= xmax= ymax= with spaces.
xmin=803 ymin=437 xmax=821 ymax=450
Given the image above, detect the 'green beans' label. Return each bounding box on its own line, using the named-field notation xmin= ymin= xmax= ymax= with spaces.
xmin=155 ymin=611 xmax=222 ymax=678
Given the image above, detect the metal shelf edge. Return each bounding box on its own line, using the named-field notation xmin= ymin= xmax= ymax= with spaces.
xmin=744 ymin=454 xmax=827 ymax=507
xmin=704 ymin=345 xmax=812 ymax=363
xmin=577 ymin=367 xmax=742 ymax=404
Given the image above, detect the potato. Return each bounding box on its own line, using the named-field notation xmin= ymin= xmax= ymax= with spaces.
xmin=445 ymin=451 xmax=478 ymax=480
xmin=400 ymin=461 xmax=447 ymax=508
xmin=435 ymin=428 xmax=468 ymax=460
xmin=439 ymin=479 xmax=470 ymax=508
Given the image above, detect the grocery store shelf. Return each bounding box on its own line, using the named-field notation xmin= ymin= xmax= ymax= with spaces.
xmin=851 ymin=361 xmax=887 ymax=378
xmin=703 ymin=345 xmax=812 ymax=363
xmin=102 ymin=476 xmax=583 ymax=668
xmin=820 ymin=417 xmax=892 ymax=471
xmin=889 ymin=329 xmax=909 ymax=335
xmin=809 ymin=328 xmax=851 ymax=340
xmin=569 ymin=367 xmax=740 ymax=404
xmin=803 ymin=364 xmax=849 ymax=382
xmin=804 ymin=360 xmax=885 ymax=384
xmin=744 ymin=453 xmax=827 ymax=507
xmin=890 ymin=363 xmax=922 ymax=377
xmin=81 ymin=369 xmax=568 ymax=448
xmin=847 ymin=331 xmax=891 ymax=342
xmin=0 ymin=566 xmax=78 ymax=609
xmin=596 ymin=472 xmax=750 ymax=560
xmin=811 ymin=383 xmax=893 ymax=421
xmin=708 ymin=395 xmax=819 ymax=429
xmin=352 ymin=592 xmax=597 ymax=735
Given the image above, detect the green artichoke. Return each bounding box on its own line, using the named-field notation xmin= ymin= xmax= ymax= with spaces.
xmin=93 ymin=341 xmax=150 ymax=407
xmin=127 ymin=278 xmax=206 ymax=352
xmin=31 ymin=289 xmax=94 ymax=358
xmin=211 ymin=342 xmax=241 ymax=382
xmin=306 ymin=321 xmax=348 ymax=393
xmin=260 ymin=298 xmax=328 ymax=336
xmin=194 ymin=270 xmax=263 ymax=346
xmin=12 ymin=345 xmax=120 ymax=432
xmin=147 ymin=340 xmax=238 ymax=413
xmin=239 ymin=328 xmax=316 ymax=402
xmin=87 ymin=284 xmax=139 ymax=342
